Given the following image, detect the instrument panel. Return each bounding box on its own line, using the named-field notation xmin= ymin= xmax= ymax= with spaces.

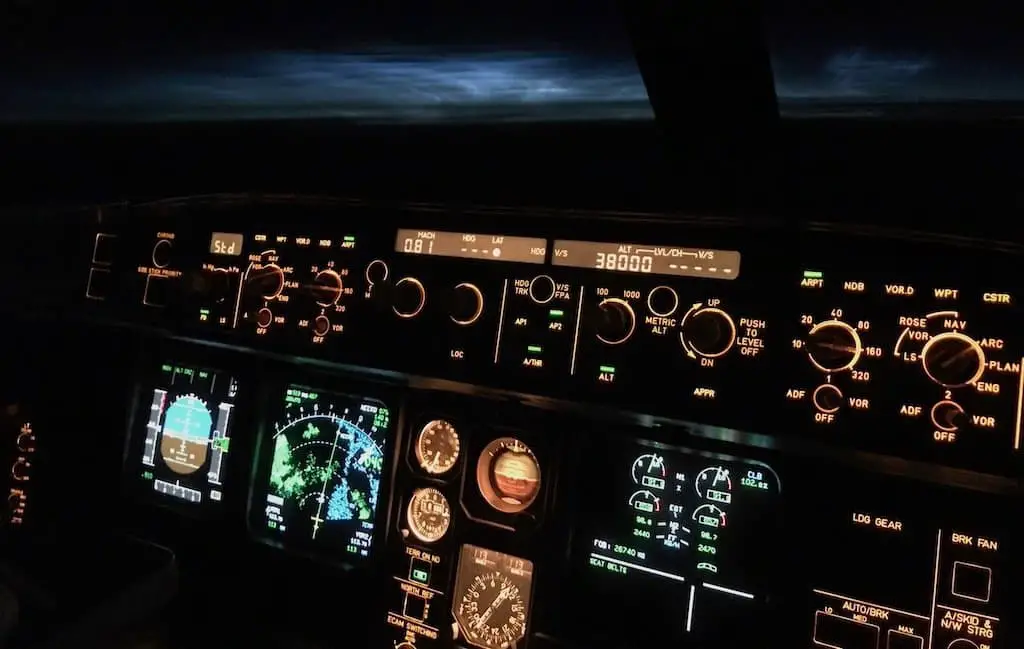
xmin=75 ymin=198 xmax=1024 ymax=479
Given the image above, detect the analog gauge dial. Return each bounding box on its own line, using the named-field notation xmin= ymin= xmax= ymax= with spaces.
xmin=415 ymin=420 xmax=461 ymax=475
xmin=476 ymin=438 xmax=541 ymax=514
xmin=406 ymin=487 xmax=452 ymax=543
xmin=453 ymin=545 xmax=534 ymax=649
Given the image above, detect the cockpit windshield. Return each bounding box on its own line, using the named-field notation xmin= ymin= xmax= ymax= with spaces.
xmin=765 ymin=0 xmax=1024 ymax=118
xmin=0 ymin=0 xmax=653 ymax=125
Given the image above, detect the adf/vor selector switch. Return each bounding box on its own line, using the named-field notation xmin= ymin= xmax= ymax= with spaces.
xmin=450 ymin=283 xmax=484 ymax=326
xmin=393 ymin=277 xmax=426 ymax=319
xmin=930 ymin=400 xmax=965 ymax=431
xmin=812 ymin=384 xmax=843 ymax=414
xmin=595 ymin=298 xmax=636 ymax=345
xmin=680 ymin=305 xmax=737 ymax=358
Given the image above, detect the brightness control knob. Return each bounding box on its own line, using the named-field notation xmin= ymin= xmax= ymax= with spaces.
xmin=806 ymin=320 xmax=862 ymax=373
xmin=393 ymin=277 xmax=426 ymax=319
xmin=921 ymin=332 xmax=986 ymax=388
xmin=450 ymin=282 xmax=484 ymax=326
xmin=595 ymin=298 xmax=636 ymax=345
xmin=813 ymin=384 xmax=843 ymax=414
xmin=310 ymin=269 xmax=343 ymax=306
xmin=680 ymin=306 xmax=737 ymax=358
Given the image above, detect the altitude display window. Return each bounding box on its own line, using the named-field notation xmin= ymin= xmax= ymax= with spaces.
xmin=125 ymin=362 xmax=238 ymax=512
xmin=249 ymin=384 xmax=393 ymax=562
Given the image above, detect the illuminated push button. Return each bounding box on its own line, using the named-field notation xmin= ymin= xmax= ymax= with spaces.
xmin=595 ymin=298 xmax=636 ymax=345
xmin=680 ymin=307 xmax=737 ymax=358
xmin=92 ymin=233 xmax=117 ymax=265
xmin=930 ymin=400 xmax=965 ymax=432
xmin=812 ymin=384 xmax=843 ymax=414
xmin=256 ymin=307 xmax=274 ymax=328
xmin=528 ymin=275 xmax=556 ymax=304
xmin=392 ymin=277 xmax=426 ymax=318
xmin=85 ymin=268 xmax=112 ymax=300
xmin=813 ymin=612 xmax=880 ymax=649
xmin=312 ymin=315 xmax=331 ymax=336
xmin=951 ymin=561 xmax=992 ymax=602
xmin=143 ymin=275 xmax=171 ymax=307
xmin=647 ymin=285 xmax=679 ymax=317
xmin=151 ymin=239 xmax=172 ymax=268
xmin=450 ymin=282 xmax=484 ymax=325
xmin=888 ymin=631 xmax=925 ymax=649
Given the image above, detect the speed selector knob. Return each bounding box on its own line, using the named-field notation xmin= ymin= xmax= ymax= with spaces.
xmin=393 ymin=277 xmax=426 ymax=319
xmin=450 ymin=282 xmax=484 ymax=326
xmin=921 ymin=332 xmax=986 ymax=388
xmin=813 ymin=384 xmax=843 ymax=414
xmin=680 ymin=307 xmax=736 ymax=358
xmin=595 ymin=298 xmax=636 ymax=345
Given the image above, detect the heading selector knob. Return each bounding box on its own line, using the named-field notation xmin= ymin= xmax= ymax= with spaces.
xmin=806 ymin=320 xmax=862 ymax=372
xmin=393 ymin=277 xmax=426 ymax=319
xmin=681 ymin=306 xmax=737 ymax=358
xmin=450 ymin=283 xmax=484 ymax=326
xmin=921 ymin=332 xmax=986 ymax=388
xmin=595 ymin=298 xmax=636 ymax=345
xmin=529 ymin=275 xmax=556 ymax=304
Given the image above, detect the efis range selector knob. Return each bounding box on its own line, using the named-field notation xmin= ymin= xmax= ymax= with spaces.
xmin=393 ymin=277 xmax=426 ymax=319
xmin=680 ymin=306 xmax=737 ymax=358
xmin=310 ymin=269 xmax=343 ymax=306
xmin=450 ymin=283 xmax=484 ymax=326
xmin=595 ymin=298 xmax=636 ymax=345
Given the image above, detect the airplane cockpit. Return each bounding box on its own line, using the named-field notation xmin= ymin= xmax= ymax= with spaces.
xmin=0 ymin=1 xmax=1020 ymax=648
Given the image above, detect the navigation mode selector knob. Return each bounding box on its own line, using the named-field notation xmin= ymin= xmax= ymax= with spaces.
xmin=393 ymin=277 xmax=426 ymax=318
xmin=813 ymin=384 xmax=843 ymax=414
xmin=680 ymin=306 xmax=737 ymax=358
xmin=313 ymin=315 xmax=331 ymax=336
xmin=921 ymin=332 xmax=986 ymax=388
xmin=529 ymin=275 xmax=556 ymax=304
xmin=931 ymin=400 xmax=965 ymax=431
xmin=806 ymin=320 xmax=862 ymax=372
xmin=595 ymin=298 xmax=636 ymax=345
xmin=311 ymin=269 xmax=343 ymax=306
xmin=450 ymin=282 xmax=484 ymax=326
xmin=248 ymin=263 xmax=285 ymax=300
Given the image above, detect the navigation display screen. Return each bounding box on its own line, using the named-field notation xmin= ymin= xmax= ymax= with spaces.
xmin=126 ymin=362 xmax=238 ymax=511
xmin=565 ymin=437 xmax=781 ymax=645
xmin=250 ymin=385 xmax=392 ymax=562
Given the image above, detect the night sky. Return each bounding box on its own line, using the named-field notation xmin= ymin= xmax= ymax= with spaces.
xmin=1 ymin=0 xmax=1021 ymax=123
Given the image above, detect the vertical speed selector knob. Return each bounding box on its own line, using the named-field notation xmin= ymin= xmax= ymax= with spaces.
xmin=595 ymin=298 xmax=636 ymax=345
xmin=393 ymin=277 xmax=426 ymax=318
xmin=450 ymin=283 xmax=484 ymax=325
xmin=680 ymin=306 xmax=737 ymax=358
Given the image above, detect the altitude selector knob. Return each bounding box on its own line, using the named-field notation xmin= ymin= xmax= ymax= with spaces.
xmin=680 ymin=307 xmax=737 ymax=358
xmin=392 ymin=277 xmax=426 ymax=319
xmin=595 ymin=298 xmax=636 ymax=345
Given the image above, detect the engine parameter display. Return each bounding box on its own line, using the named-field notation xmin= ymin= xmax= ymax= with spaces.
xmin=252 ymin=385 xmax=392 ymax=561
xmin=567 ymin=436 xmax=780 ymax=646
xmin=127 ymin=362 xmax=237 ymax=511
xmin=552 ymin=239 xmax=741 ymax=279
xmin=395 ymin=229 xmax=546 ymax=264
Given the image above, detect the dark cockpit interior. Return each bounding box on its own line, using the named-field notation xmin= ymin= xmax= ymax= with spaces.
xmin=0 ymin=1 xmax=1021 ymax=648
